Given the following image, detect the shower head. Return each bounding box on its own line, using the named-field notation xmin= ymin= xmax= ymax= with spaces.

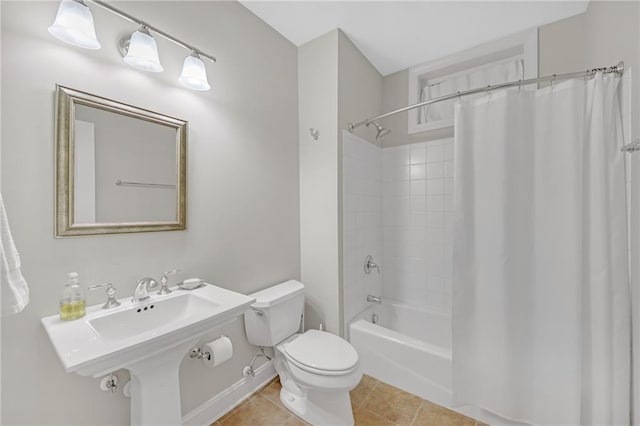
xmin=367 ymin=121 xmax=391 ymax=141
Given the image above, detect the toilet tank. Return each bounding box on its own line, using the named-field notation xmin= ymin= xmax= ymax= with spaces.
xmin=244 ymin=280 xmax=305 ymax=347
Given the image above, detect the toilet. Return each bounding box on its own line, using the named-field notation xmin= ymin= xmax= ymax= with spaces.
xmin=244 ymin=280 xmax=362 ymax=425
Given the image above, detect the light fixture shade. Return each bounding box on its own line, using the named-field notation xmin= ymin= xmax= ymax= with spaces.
xmin=123 ymin=28 xmax=163 ymax=73
xmin=48 ymin=0 xmax=101 ymax=50
xmin=178 ymin=53 xmax=211 ymax=91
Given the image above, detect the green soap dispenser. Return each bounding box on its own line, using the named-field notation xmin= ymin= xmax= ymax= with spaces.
xmin=59 ymin=272 xmax=86 ymax=320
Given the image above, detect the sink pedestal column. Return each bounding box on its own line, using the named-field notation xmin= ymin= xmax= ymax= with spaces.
xmin=128 ymin=343 xmax=193 ymax=426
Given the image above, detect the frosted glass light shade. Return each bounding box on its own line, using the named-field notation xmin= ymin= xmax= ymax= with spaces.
xmin=123 ymin=28 xmax=163 ymax=73
xmin=178 ymin=54 xmax=211 ymax=91
xmin=48 ymin=0 xmax=101 ymax=50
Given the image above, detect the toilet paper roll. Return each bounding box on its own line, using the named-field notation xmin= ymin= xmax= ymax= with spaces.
xmin=203 ymin=336 xmax=233 ymax=368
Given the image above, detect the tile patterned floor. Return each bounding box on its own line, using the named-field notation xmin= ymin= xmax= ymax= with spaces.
xmin=212 ymin=374 xmax=486 ymax=426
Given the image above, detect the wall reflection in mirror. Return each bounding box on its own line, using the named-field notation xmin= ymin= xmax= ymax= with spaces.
xmin=56 ymin=86 xmax=187 ymax=236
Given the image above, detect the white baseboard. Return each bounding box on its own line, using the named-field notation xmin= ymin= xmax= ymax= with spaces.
xmin=182 ymin=362 xmax=277 ymax=426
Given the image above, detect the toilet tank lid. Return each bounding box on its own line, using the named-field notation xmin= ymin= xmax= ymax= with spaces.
xmin=249 ymin=280 xmax=304 ymax=309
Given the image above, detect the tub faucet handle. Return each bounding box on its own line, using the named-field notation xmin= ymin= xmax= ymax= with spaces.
xmin=364 ymin=255 xmax=380 ymax=274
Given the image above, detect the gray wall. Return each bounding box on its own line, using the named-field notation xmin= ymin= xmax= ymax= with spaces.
xmin=538 ymin=1 xmax=639 ymax=143
xmin=380 ymin=1 xmax=639 ymax=150
xmin=298 ymin=30 xmax=341 ymax=334
xmin=298 ymin=29 xmax=382 ymax=336
xmin=337 ymin=31 xmax=383 ymax=147
xmin=1 ymin=1 xmax=299 ymax=425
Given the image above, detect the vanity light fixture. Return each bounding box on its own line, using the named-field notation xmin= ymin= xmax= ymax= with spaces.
xmin=178 ymin=52 xmax=211 ymax=91
xmin=48 ymin=0 xmax=216 ymax=91
xmin=48 ymin=0 xmax=101 ymax=50
xmin=121 ymin=26 xmax=163 ymax=73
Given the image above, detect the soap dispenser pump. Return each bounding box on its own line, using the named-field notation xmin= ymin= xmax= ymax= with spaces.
xmin=59 ymin=272 xmax=86 ymax=320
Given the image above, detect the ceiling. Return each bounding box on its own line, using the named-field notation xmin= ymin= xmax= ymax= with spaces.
xmin=240 ymin=1 xmax=589 ymax=76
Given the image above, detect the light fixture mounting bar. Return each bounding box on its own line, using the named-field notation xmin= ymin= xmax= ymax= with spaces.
xmin=86 ymin=0 xmax=217 ymax=63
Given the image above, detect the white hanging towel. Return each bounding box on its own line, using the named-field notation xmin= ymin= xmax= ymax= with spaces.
xmin=1 ymin=193 xmax=29 ymax=315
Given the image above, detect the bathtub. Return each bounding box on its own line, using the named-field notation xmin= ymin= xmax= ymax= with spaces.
xmin=349 ymin=300 xmax=453 ymax=407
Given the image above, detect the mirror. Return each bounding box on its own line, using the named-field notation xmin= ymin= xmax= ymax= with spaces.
xmin=55 ymin=85 xmax=187 ymax=237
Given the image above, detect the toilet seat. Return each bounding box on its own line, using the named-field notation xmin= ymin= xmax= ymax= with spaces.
xmin=283 ymin=330 xmax=359 ymax=376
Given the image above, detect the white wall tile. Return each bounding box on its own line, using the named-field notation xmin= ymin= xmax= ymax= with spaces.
xmin=395 ymin=165 xmax=410 ymax=181
xmin=411 ymin=146 xmax=427 ymax=164
xmin=381 ymin=138 xmax=455 ymax=314
xmin=411 ymin=196 xmax=426 ymax=212
xmin=411 ymin=179 xmax=426 ymax=196
xmin=410 ymin=164 xmax=427 ymax=180
xmin=426 ymin=195 xmax=444 ymax=212
xmin=395 ymin=180 xmax=411 ymax=197
xmin=426 ymin=144 xmax=445 ymax=163
xmin=444 ymin=161 xmax=454 ymax=178
xmin=443 ymin=142 xmax=454 ymax=161
xmin=342 ymin=135 xmax=382 ymax=327
xmin=427 ymin=179 xmax=444 ymax=195
xmin=426 ymin=163 xmax=445 ymax=179
xmin=395 ymin=148 xmax=411 ymax=166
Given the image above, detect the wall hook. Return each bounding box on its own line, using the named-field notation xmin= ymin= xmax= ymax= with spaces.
xmin=309 ymin=128 xmax=320 ymax=141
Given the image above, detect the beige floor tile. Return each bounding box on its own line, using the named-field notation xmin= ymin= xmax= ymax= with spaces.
xmin=354 ymin=407 xmax=396 ymax=426
xmin=220 ymin=395 xmax=291 ymax=426
xmin=217 ymin=394 xmax=256 ymax=423
xmin=217 ymin=374 xmax=483 ymax=426
xmin=412 ymin=401 xmax=476 ymax=426
xmin=282 ymin=415 xmax=310 ymax=426
xmin=261 ymin=379 xmax=283 ymax=404
xmin=362 ymin=381 xmax=422 ymax=425
xmin=350 ymin=374 xmax=379 ymax=407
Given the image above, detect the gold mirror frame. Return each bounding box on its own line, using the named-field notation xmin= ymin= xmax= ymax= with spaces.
xmin=55 ymin=85 xmax=187 ymax=237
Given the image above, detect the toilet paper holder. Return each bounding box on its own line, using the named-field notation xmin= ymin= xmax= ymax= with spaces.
xmin=189 ymin=335 xmax=229 ymax=361
xmin=190 ymin=346 xmax=212 ymax=361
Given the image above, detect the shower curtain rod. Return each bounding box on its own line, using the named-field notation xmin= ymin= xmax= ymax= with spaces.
xmin=347 ymin=61 xmax=624 ymax=133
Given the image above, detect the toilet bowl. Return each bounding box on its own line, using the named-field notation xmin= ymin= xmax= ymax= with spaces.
xmin=244 ymin=281 xmax=362 ymax=425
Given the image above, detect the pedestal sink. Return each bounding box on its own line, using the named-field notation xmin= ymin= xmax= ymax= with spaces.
xmin=42 ymin=283 xmax=255 ymax=426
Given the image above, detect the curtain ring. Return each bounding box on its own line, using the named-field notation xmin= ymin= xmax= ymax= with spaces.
xmin=457 ymin=90 xmax=462 ymax=104
xmin=517 ymin=79 xmax=522 ymax=91
xmin=551 ymin=74 xmax=557 ymax=87
xmin=486 ymin=85 xmax=491 ymax=96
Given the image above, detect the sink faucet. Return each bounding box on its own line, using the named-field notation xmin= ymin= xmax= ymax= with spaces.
xmin=133 ymin=277 xmax=158 ymax=303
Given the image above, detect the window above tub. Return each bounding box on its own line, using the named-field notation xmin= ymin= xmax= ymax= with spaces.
xmin=407 ymin=29 xmax=538 ymax=135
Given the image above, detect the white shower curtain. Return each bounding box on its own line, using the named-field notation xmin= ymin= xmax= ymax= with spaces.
xmin=452 ymin=75 xmax=630 ymax=425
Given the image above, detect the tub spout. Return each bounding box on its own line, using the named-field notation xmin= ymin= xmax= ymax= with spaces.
xmin=367 ymin=294 xmax=382 ymax=304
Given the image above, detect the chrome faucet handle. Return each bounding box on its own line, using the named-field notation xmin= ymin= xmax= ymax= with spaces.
xmin=364 ymin=255 xmax=380 ymax=275
xmin=133 ymin=277 xmax=158 ymax=303
xmin=88 ymin=283 xmax=121 ymax=309
xmin=158 ymin=269 xmax=181 ymax=295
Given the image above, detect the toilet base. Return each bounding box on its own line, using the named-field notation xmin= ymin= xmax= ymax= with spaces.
xmin=279 ymin=382 xmax=354 ymax=426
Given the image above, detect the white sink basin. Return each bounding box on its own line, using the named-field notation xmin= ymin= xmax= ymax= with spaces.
xmin=88 ymin=293 xmax=219 ymax=341
xmin=42 ymin=283 xmax=255 ymax=426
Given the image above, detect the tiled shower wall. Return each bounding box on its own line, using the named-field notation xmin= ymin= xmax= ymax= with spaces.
xmin=342 ymin=132 xmax=382 ymax=326
xmin=343 ymin=135 xmax=454 ymax=330
xmin=381 ymin=138 xmax=454 ymax=314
